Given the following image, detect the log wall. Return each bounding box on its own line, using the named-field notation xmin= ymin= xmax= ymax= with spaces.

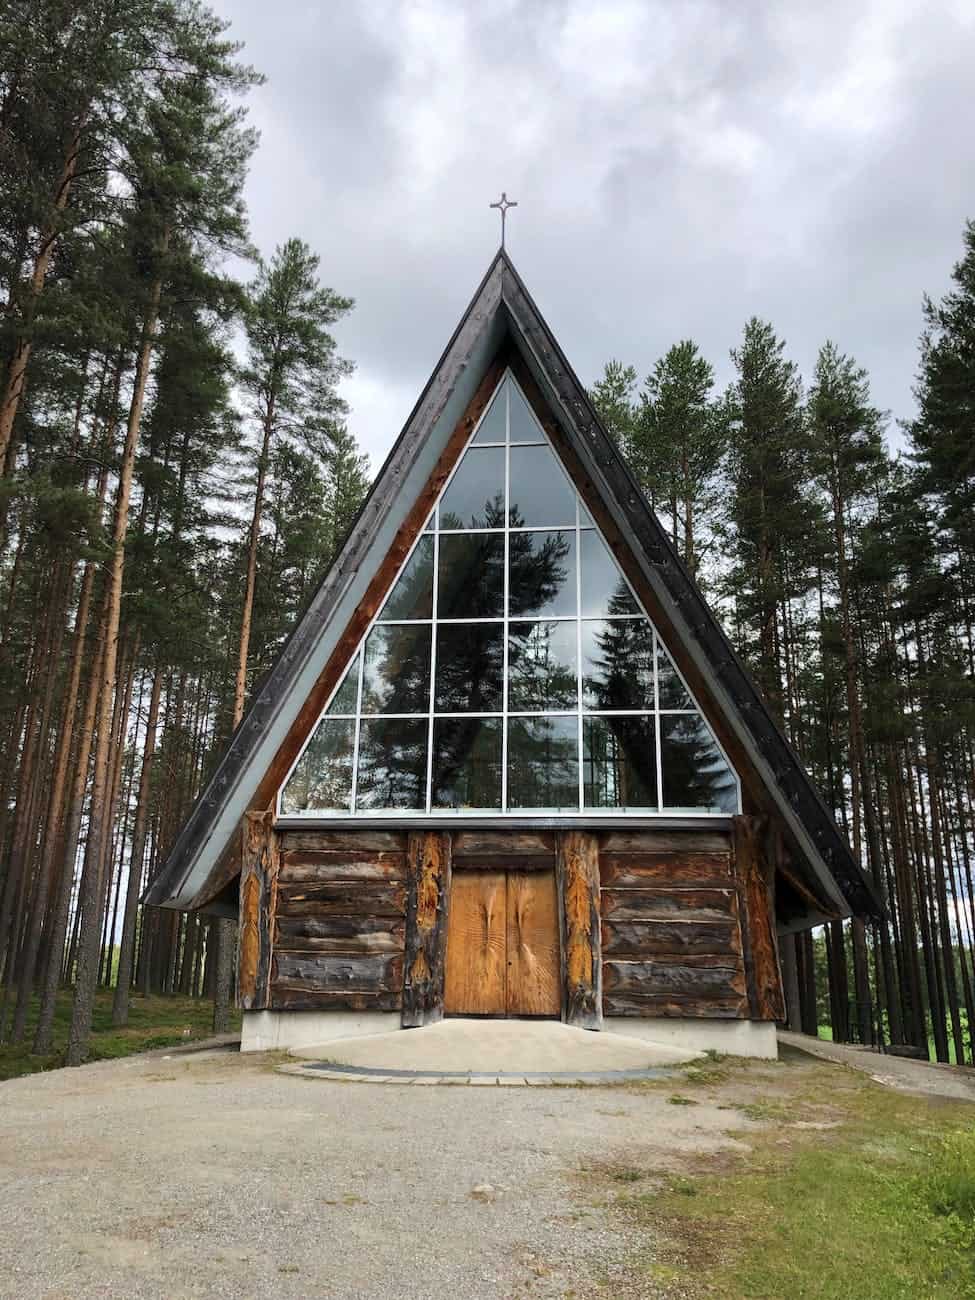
xmin=248 ymin=822 xmax=784 ymax=1023
xmin=269 ymin=830 xmax=407 ymax=1011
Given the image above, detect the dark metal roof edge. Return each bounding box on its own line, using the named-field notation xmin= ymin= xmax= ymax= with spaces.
xmin=144 ymin=252 xmax=509 ymax=908
xmin=496 ymin=251 xmax=881 ymax=920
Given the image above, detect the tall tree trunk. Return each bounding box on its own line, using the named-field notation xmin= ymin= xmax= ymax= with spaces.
xmin=66 ymin=256 xmax=166 ymax=1066
xmin=112 ymin=666 xmax=163 ymax=1025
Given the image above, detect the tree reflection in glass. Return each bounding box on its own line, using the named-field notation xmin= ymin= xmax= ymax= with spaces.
xmin=507 ymin=716 xmax=578 ymax=808
xmin=508 ymin=621 xmax=576 ymax=711
xmin=438 ymin=530 xmax=505 ymax=618
xmin=356 ymin=718 xmax=428 ymax=809
xmin=280 ymin=718 xmax=355 ymax=814
xmin=361 ymin=625 xmax=431 ymax=714
xmin=508 ymin=525 xmax=574 ymax=618
xmin=377 ymin=537 xmax=434 ymax=621
xmin=581 ymin=612 xmax=653 ymax=710
xmin=325 ymin=653 xmax=359 ymax=715
xmin=583 ymin=716 xmax=657 ymax=809
xmin=660 ymin=715 xmax=737 ymax=811
xmin=435 ymin=623 xmax=503 ymax=712
xmin=431 ymin=717 xmax=502 ymax=809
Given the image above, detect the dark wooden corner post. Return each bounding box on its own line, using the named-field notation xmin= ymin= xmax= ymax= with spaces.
xmin=238 ymin=810 xmax=279 ymax=1011
xmin=556 ymin=830 xmax=602 ymax=1029
xmin=402 ymin=831 xmax=453 ymax=1027
xmin=732 ymin=814 xmax=785 ymax=1021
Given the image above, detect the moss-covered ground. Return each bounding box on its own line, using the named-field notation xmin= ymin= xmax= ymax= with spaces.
xmin=0 ymin=988 xmax=239 ymax=1081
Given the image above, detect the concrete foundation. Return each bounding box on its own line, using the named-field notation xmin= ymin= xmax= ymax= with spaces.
xmin=243 ymin=1010 xmax=778 ymax=1059
xmin=603 ymin=1017 xmax=778 ymax=1060
xmin=241 ymin=1010 xmax=400 ymax=1053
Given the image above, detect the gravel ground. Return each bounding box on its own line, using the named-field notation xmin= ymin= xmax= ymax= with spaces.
xmin=0 ymin=1044 xmax=760 ymax=1300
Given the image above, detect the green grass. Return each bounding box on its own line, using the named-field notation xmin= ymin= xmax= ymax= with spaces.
xmin=0 ymin=988 xmax=239 ymax=1081
xmin=612 ymin=1070 xmax=975 ymax=1299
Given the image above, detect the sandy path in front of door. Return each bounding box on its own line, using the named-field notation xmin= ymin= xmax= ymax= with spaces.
xmin=289 ymin=1017 xmax=702 ymax=1076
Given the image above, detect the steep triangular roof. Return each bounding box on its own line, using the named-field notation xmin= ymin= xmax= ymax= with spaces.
xmin=145 ymin=250 xmax=880 ymax=927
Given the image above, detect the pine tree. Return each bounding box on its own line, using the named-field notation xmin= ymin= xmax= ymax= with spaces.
xmin=636 ymin=341 xmax=727 ymax=579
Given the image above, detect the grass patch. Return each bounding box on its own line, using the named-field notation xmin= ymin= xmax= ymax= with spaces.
xmin=0 ymin=987 xmax=239 ymax=1081
xmin=611 ymin=1069 xmax=975 ymax=1299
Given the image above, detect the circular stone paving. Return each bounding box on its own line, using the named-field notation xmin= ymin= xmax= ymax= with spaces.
xmin=282 ymin=1017 xmax=702 ymax=1086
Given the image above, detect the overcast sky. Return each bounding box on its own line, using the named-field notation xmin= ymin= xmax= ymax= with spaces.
xmin=214 ymin=0 xmax=975 ymax=471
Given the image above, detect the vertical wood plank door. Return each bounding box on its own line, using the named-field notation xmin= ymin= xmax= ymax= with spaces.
xmin=505 ymin=872 xmax=561 ymax=1016
xmin=443 ymin=870 xmax=561 ymax=1017
xmin=444 ymin=871 xmax=507 ymax=1014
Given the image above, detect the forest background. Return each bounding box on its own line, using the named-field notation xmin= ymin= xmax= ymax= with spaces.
xmin=0 ymin=0 xmax=972 ymax=1069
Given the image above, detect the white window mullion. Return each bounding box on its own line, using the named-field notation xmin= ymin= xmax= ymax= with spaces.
xmin=501 ymin=381 xmax=510 ymax=813
xmin=425 ymin=517 xmax=440 ymax=813
xmin=653 ymin=631 xmax=664 ymax=813
xmin=349 ymin=642 xmax=366 ymax=814
xmin=575 ymin=495 xmax=584 ymax=812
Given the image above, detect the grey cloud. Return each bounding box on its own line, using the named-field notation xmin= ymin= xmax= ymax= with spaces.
xmin=214 ymin=0 xmax=975 ymax=467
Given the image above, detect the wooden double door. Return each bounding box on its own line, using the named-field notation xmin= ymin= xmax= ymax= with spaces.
xmin=444 ymin=870 xmax=561 ymax=1017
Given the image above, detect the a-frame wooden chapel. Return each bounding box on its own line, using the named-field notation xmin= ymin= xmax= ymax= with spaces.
xmin=145 ymin=250 xmax=880 ymax=1058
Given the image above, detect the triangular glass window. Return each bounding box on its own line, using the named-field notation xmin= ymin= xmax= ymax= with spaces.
xmin=279 ymin=372 xmax=740 ymax=819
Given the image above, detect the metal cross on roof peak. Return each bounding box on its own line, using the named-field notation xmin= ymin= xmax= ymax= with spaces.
xmin=490 ymin=192 xmax=518 ymax=248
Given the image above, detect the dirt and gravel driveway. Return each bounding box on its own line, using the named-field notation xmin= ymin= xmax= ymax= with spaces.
xmin=2 ymin=1036 xmax=970 ymax=1300
xmin=0 ymin=1043 xmax=760 ymax=1300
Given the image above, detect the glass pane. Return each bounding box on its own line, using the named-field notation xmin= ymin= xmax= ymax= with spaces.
xmin=472 ymin=383 xmax=507 ymax=444
xmin=579 ymin=502 xmax=594 ymax=527
xmin=438 ymin=533 xmax=504 ymax=618
xmin=583 ymin=716 xmax=657 ymax=810
xmin=508 ymin=529 xmax=575 ymax=618
xmin=657 ymin=640 xmax=694 ymax=709
xmin=508 ymin=446 xmax=576 ymax=526
xmin=431 ymin=717 xmax=502 ymax=809
xmin=325 ymin=654 xmax=359 ymax=715
xmin=439 ymin=446 xmax=505 ymax=529
xmin=377 ymin=536 xmax=434 ymax=621
xmin=361 ymin=625 xmax=431 ymax=714
xmin=507 ymin=716 xmax=579 ymax=810
xmin=508 ymin=621 xmax=577 ymax=711
xmin=660 ymin=715 xmax=737 ymax=812
xmin=281 ymin=719 xmax=355 ymax=814
xmin=355 ymin=718 xmax=428 ymax=810
xmin=579 ymin=531 xmax=640 ymax=617
xmin=509 ymin=380 xmax=541 ymax=443
xmin=435 ymin=623 xmax=503 ymax=712
xmin=581 ymin=619 xmax=653 ymax=710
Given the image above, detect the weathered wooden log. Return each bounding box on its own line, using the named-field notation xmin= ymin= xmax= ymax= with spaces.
xmin=268 ymin=988 xmax=402 ymax=1012
xmin=598 ymin=830 xmax=730 ymax=854
xmin=733 ymin=814 xmax=786 ymax=1021
xmin=450 ymin=830 xmax=555 ymax=856
xmin=401 ymin=831 xmax=452 ymax=1027
xmin=599 ymin=853 xmax=732 ymax=888
xmin=600 ymin=888 xmax=736 ymax=922
xmin=278 ymin=830 xmax=406 ymax=853
xmin=274 ymin=915 xmax=405 ymax=954
xmin=556 ymin=829 xmax=601 ymax=1029
xmin=601 ymin=918 xmax=741 ymax=958
xmin=603 ymin=958 xmax=745 ymax=1000
xmin=237 ymin=810 xmax=278 ymax=1011
xmin=278 ymin=850 xmax=407 ymax=883
xmin=275 ymin=881 xmax=405 ymax=916
xmin=272 ymin=951 xmax=403 ymax=991
xmin=603 ymin=993 xmax=747 ymax=1018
